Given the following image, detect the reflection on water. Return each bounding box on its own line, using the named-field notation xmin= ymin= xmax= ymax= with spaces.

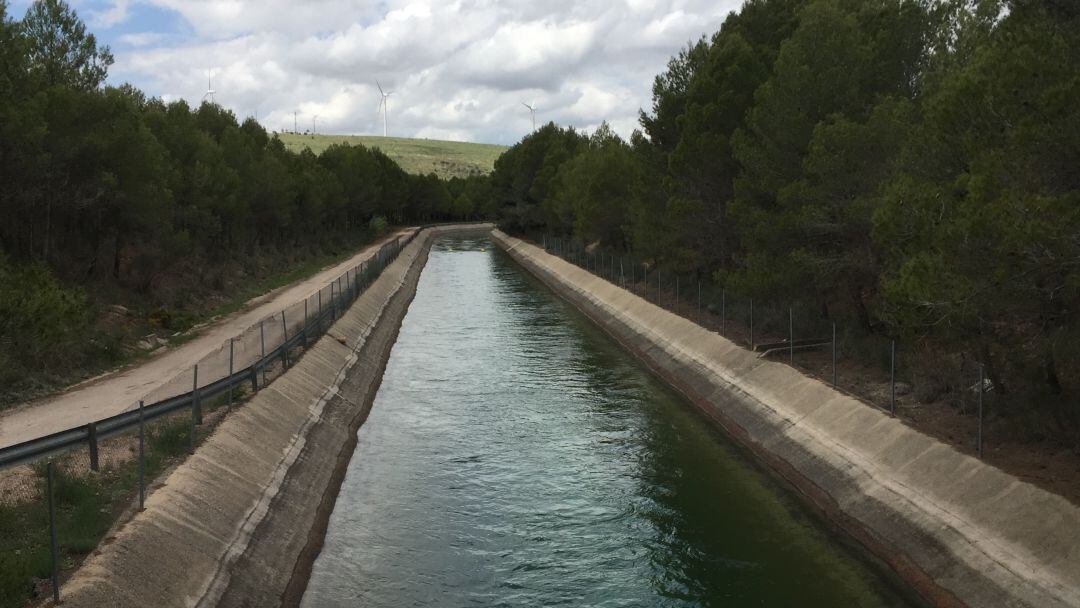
xmin=302 ymin=237 xmax=914 ymax=607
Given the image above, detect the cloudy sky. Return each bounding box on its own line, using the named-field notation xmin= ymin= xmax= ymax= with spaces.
xmin=11 ymin=0 xmax=743 ymax=145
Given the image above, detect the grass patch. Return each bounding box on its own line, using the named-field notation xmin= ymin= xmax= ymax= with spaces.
xmin=0 ymin=416 xmax=195 ymax=607
xmin=277 ymin=133 xmax=507 ymax=179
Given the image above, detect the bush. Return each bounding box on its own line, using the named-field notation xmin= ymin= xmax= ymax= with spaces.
xmin=369 ymin=215 xmax=388 ymax=236
xmin=0 ymin=255 xmax=95 ymax=403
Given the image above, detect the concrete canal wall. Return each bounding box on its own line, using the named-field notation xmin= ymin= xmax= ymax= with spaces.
xmin=58 ymin=224 xmax=492 ymax=608
xmin=493 ymin=230 xmax=1080 ymax=608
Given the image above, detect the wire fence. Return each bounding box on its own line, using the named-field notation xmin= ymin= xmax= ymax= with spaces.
xmin=0 ymin=229 xmax=420 ymax=604
xmin=541 ymin=234 xmax=993 ymax=457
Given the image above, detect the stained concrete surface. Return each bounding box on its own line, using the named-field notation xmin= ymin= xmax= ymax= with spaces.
xmin=493 ymin=230 xmax=1080 ymax=608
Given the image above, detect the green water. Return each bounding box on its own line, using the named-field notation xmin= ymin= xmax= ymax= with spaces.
xmin=302 ymin=237 xmax=915 ymax=607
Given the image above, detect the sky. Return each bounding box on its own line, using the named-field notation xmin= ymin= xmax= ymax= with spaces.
xmin=11 ymin=0 xmax=743 ymax=145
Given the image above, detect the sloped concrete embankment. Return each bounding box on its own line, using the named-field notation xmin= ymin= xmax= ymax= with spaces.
xmin=57 ymin=224 xmax=492 ymax=608
xmin=493 ymin=230 xmax=1080 ymax=608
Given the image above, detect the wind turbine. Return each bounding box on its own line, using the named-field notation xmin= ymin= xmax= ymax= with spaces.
xmin=522 ymin=102 xmax=536 ymax=132
xmin=377 ymin=80 xmax=393 ymax=137
xmin=202 ymin=68 xmax=216 ymax=104
xmin=312 ymin=114 xmax=318 ymax=135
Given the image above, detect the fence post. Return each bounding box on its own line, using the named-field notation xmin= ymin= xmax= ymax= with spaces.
xmin=749 ymin=298 xmax=754 ymax=351
xmin=643 ymin=267 xmax=648 ymax=300
xmin=697 ymin=281 xmax=701 ymax=316
xmin=676 ymin=276 xmax=679 ymax=310
xmin=280 ymin=311 xmax=289 ymax=368
xmin=658 ymin=270 xmax=662 ymax=308
xmin=789 ymin=307 xmax=794 ymax=364
xmin=193 ymin=362 xmax=201 ymax=425
xmin=318 ymin=290 xmax=323 ymax=332
xmin=832 ymin=323 xmax=837 ymax=387
xmin=978 ymin=364 xmax=985 ymax=458
xmin=890 ymin=340 xmax=896 ymax=416
xmin=227 ymin=338 xmax=235 ymax=409
xmin=303 ymin=299 xmax=309 ymax=348
xmin=259 ymin=321 xmax=267 ymax=387
xmin=47 ymin=460 xmax=59 ymax=605
xmin=722 ymin=290 xmax=726 ymax=335
xmin=88 ymin=422 xmax=99 ymax=472
xmin=138 ymin=399 xmax=145 ymax=510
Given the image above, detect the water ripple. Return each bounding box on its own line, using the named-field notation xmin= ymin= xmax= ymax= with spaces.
xmin=302 ymin=238 xmax=915 ymax=608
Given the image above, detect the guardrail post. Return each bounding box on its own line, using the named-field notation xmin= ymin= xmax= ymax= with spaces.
xmin=318 ymin=290 xmax=323 ymax=333
xmin=193 ymin=363 xmax=202 ymax=426
xmin=250 ymin=366 xmax=259 ymax=393
xmin=88 ymin=422 xmax=99 ymax=472
xmin=48 ymin=460 xmax=60 ymax=605
xmin=138 ymin=400 xmax=145 ymax=510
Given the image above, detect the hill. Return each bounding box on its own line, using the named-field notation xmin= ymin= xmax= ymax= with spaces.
xmin=277 ymin=133 xmax=507 ymax=179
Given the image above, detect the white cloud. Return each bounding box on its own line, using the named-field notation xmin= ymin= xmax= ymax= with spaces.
xmin=88 ymin=0 xmax=132 ymax=28
xmin=100 ymin=0 xmax=743 ymax=144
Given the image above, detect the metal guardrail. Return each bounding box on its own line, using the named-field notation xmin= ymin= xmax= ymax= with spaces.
xmin=0 ymin=229 xmax=421 ymax=470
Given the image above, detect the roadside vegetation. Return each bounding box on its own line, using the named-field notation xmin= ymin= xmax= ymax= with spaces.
xmin=0 ymin=388 xmax=246 ymax=607
xmin=278 ymin=133 xmax=507 ymax=179
xmin=487 ymin=0 xmax=1080 ymax=444
xmin=0 ymin=0 xmax=494 ymax=407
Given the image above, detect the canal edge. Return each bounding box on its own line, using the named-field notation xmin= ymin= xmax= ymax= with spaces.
xmin=491 ymin=229 xmax=1080 ymax=608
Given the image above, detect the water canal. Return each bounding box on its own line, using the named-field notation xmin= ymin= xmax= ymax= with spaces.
xmin=302 ymin=236 xmax=915 ymax=607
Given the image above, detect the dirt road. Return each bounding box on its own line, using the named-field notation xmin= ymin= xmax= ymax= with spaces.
xmin=0 ymin=229 xmax=416 ymax=450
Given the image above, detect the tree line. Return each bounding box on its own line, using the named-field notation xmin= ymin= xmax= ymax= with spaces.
xmin=489 ymin=0 xmax=1080 ymax=439
xmin=0 ymin=0 xmax=491 ymax=403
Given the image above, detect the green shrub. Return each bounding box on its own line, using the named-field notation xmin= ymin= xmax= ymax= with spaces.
xmin=369 ymin=215 xmax=388 ymax=236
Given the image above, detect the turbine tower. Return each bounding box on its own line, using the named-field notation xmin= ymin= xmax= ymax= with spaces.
xmin=522 ymin=102 xmax=536 ymax=132
xmin=202 ymin=68 xmax=216 ymax=104
xmin=377 ymin=80 xmax=393 ymax=137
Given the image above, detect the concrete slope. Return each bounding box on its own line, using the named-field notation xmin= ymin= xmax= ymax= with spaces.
xmin=57 ymin=224 xmax=491 ymax=607
xmin=0 ymin=229 xmax=414 ymax=450
xmin=494 ymin=230 xmax=1080 ymax=608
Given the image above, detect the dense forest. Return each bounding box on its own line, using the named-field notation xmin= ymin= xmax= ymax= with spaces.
xmin=490 ymin=0 xmax=1080 ymax=440
xmin=0 ymin=0 xmax=491 ymax=404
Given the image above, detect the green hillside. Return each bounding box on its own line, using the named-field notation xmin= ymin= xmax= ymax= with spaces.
xmin=277 ymin=133 xmax=507 ymax=179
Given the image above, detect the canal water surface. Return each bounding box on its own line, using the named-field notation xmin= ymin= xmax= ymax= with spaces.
xmin=303 ymin=237 xmax=914 ymax=607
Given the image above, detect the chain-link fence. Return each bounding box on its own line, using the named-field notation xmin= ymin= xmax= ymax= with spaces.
xmin=0 ymin=230 xmax=419 ymax=606
xmin=541 ymin=234 xmax=995 ymax=457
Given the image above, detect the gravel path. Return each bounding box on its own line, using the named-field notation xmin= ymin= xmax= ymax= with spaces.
xmin=0 ymin=229 xmax=416 ymax=450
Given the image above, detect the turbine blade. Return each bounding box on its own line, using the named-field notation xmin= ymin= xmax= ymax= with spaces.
xmin=376 ymin=79 xmax=384 ymax=95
